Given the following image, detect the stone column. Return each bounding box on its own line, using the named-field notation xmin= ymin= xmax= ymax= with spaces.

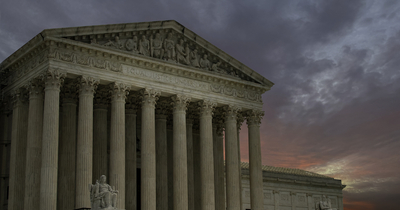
xmin=167 ymin=120 xmax=174 ymax=210
xmin=213 ymin=114 xmax=225 ymax=210
xmin=236 ymin=113 xmax=244 ymax=210
xmin=75 ymin=76 xmax=99 ymax=209
xmin=290 ymin=192 xmax=296 ymax=210
xmin=156 ymin=100 xmax=169 ymax=210
xmin=186 ymin=109 xmax=195 ymax=210
xmin=57 ymin=82 xmax=77 ymax=210
xmin=0 ymin=103 xmax=11 ymax=210
xmin=192 ymin=125 xmax=201 ymax=210
xmin=8 ymin=88 xmax=29 ymax=210
xmin=40 ymin=69 xmax=66 ymax=210
xmin=110 ymin=82 xmax=130 ymax=209
xmin=93 ymin=87 xmax=109 ymax=180
xmin=198 ymin=100 xmax=216 ymax=210
xmin=306 ymin=193 xmax=313 ymax=210
xmin=172 ymin=95 xmax=190 ymax=210
xmin=246 ymin=110 xmax=264 ymax=210
xmin=24 ymin=79 xmax=44 ymax=210
xmin=338 ymin=195 xmax=343 ymax=210
xmin=140 ymin=88 xmax=160 ymax=210
xmin=126 ymin=93 xmax=138 ymax=210
xmin=274 ymin=190 xmax=280 ymax=210
xmin=224 ymin=105 xmax=241 ymax=210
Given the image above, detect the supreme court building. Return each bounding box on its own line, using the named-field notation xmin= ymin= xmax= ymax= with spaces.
xmin=0 ymin=21 xmax=344 ymax=210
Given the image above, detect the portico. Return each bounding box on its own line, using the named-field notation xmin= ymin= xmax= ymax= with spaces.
xmin=0 ymin=20 xmax=273 ymax=210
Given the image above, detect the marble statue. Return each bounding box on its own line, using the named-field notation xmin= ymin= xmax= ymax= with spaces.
xmin=190 ymin=49 xmax=200 ymax=67
xmin=212 ymin=60 xmax=224 ymax=73
xmin=163 ymin=33 xmax=175 ymax=61
xmin=90 ymin=175 xmax=119 ymax=210
xmin=91 ymin=38 xmax=98 ymax=44
xmin=104 ymin=36 xmax=123 ymax=49
xmin=184 ymin=43 xmax=191 ymax=65
xmin=199 ymin=54 xmax=211 ymax=70
xmin=139 ymin=35 xmax=150 ymax=56
xmin=176 ymin=39 xmax=188 ymax=64
xmin=316 ymin=195 xmax=337 ymax=210
xmin=125 ymin=36 xmax=139 ymax=53
xmin=151 ymin=33 xmax=164 ymax=59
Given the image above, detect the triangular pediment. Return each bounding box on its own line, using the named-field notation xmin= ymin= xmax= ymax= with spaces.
xmin=40 ymin=20 xmax=273 ymax=88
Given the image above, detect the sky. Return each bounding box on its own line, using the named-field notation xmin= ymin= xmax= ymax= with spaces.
xmin=1 ymin=0 xmax=399 ymax=209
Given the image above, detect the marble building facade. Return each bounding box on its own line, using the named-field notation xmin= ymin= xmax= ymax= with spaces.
xmin=0 ymin=20 xmax=344 ymax=210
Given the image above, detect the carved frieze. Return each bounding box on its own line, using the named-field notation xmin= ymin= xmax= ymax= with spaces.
xmin=210 ymin=83 xmax=262 ymax=102
xmin=122 ymin=65 xmax=209 ymax=91
xmin=48 ymin=47 xmax=123 ymax=72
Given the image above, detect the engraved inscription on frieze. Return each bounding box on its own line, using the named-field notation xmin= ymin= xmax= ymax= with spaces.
xmin=121 ymin=64 xmax=209 ymax=91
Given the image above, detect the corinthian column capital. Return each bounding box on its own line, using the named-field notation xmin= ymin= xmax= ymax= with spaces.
xmin=156 ymin=99 xmax=170 ymax=116
xmin=25 ymin=78 xmax=44 ymax=99
xmin=76 ymin=76 xmax=100 ymax=96
xmin=11 ymin=88 xmax=28 ymax=108
xmin=198 ymin=99 xmax=217 ymax=116
xmin=246 ymin=109 xmax=264 ymax=126
xmin=110 ymin=82 xmax=130 ymax=102
xmin=223 ymin=105 xmax=241 ymax=121
xmin=171 ymin=94 xmax=191 ymax=112
xmin=41 ymin=68 xmax=66 ymax=90
xmin=140 ymin=88 xmax=161 ymax=108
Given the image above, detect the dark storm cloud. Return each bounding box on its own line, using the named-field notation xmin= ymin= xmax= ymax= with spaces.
xmin=1 ymin=0 xmax=399 ymax=209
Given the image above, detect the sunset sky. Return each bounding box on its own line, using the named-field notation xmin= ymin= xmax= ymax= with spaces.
xmin=1 ymin=0 xmax=399 ymax=209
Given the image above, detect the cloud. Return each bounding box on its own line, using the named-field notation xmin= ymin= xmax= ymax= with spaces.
xmin=1 ymin=0 xmax=400 ymax=209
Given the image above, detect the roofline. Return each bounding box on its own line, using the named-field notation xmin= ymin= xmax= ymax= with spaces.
xmin=1 ymin=20 xmax=274 ymax=88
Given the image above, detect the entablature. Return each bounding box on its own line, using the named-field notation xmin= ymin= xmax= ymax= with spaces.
xmin=1 ymin=37 xmax=267 ymax=110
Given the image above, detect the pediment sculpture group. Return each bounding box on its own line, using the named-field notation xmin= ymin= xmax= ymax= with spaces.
xmin=91 ymin=33 xmax=239 ymax=78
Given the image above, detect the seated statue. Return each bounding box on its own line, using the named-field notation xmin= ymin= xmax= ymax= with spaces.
xmin=316 ymin=195 xmax=337 ymax=210
xmin=90 ymin=175 xmax=119 ymax=210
